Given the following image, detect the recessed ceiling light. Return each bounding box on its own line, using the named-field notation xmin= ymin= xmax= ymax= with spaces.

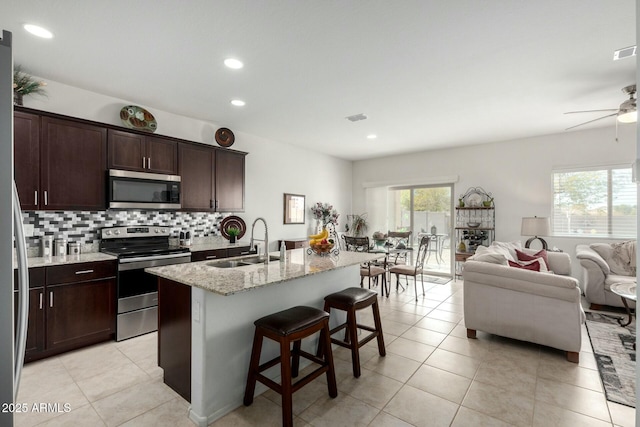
xmin=230 ymin=99 xmax=246 ymax=107
xmin=23 ymin=24 xmax=53 ymax=39
xmin=224 ymin=58 xmax=244 ymax=69
xmin=367 ymin=134 xmax=377 ymax=139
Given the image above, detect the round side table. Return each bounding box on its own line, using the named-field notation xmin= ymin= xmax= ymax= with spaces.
xmin=610 ymin=282 xmax=637 ymax=327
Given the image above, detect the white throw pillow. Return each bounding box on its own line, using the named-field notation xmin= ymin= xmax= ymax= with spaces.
xmin=469 ymin=252 xmax=508 ymax=265
xmin=469 ymin=245 xmax=509 ymax=264
xmin=488 ymin=241 xmax=522 ymax=261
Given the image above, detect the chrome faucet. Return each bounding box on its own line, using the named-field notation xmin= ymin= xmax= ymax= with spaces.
xmin=249 ymin=217 xmax=269 ymax=264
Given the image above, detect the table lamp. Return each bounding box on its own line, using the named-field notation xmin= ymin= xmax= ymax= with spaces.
xmin=521 ymin=216 xmax=551 ymax=249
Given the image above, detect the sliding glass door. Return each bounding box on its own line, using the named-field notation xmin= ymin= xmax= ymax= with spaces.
xmin=389 ymin=185 xmax=453 ymax=276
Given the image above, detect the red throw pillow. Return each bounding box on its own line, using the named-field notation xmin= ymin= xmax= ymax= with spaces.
xmin=508 ymin=259 xmax=541 ymax=271
xmin=516 ymin=249 xmax=549 ymax=270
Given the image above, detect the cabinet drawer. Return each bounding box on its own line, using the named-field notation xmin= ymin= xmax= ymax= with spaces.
xmin=227 ymin=246 xmax=252 ymax=257
xmin=191 ymin=249 xmax=228 ymax=262
xmin=46 ymin=260 xmax=117 ymax=285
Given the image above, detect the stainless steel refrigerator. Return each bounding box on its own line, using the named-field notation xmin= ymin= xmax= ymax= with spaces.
xmin=1 ymin=30 xmax=30 ymax=427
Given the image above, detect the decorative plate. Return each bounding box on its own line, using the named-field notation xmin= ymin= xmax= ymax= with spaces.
xmin=215 ymin=127 xmax=235 ymax=147
xmin=220 ymin=215 xmax=246 ymax=240
xmin=120 ymin=105 xmax=157 ymax=133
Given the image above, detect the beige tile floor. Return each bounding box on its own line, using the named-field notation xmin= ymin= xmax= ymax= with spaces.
xmin=14 ymin=279 xmax=636 ymax=427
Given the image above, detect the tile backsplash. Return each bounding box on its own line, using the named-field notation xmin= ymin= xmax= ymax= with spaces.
xmin=22 ymin=210 xmax=229 ymax=252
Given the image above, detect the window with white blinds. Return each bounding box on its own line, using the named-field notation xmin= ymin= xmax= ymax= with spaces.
xmin=552 ymin=166 xmax=636 ymax=238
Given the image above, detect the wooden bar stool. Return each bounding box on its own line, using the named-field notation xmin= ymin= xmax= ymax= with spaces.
xmin=243 ymin=305 xmax=337 ymax=427
xmin=322 ymin=288 xmax=385 ymax=378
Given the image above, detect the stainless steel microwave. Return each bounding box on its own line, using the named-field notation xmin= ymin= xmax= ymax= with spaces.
xmin=108 ymin=169 xmax=181 ymax=209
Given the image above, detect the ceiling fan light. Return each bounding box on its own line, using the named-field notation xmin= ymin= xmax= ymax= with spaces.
xmin=618 ymin=110 xmax=637 ymax=123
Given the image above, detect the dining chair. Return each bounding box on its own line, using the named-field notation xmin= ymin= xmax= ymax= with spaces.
xmin=386 ymin=231 xmax=413 ymax=266
xmin=389 ymin=236 xmax=430 ymax=301
xmin=342 ymin=235 xmax=388 ymax=297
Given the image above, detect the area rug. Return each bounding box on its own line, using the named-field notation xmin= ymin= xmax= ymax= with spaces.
xmin=423 ymin=276 xmax=451 ymax=285
xmin=585 ymin=312 xmax=636 ymax=408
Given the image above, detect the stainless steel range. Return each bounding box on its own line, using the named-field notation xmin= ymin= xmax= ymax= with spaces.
xmin=99 ymin=226 xmax=191 ymax=341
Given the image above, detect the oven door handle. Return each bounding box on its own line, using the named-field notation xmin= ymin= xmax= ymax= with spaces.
xmin=119 ymin=252 xmax=191 ymax=264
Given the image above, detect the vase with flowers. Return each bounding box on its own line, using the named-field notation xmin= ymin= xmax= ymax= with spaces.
xmin=310 ymin=202 xmax=339 ymax=230
xmin=13 ymin=65 xmax=47 ymax=106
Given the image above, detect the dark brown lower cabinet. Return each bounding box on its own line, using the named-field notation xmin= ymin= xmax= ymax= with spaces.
xmin=15 ymin=261 xmax=117 ymax=362
xmin=46 ymin=278 xmax=116 ymax=352
xmin=14 ymin=268 xmax=46 ymax=362
xmin=158 ymin=278 xmax=192 ymax=402
xmin=14 ymin=288 xmax=46 ymax=361
xmin=190 ymin=246 xmax=252 ymax=262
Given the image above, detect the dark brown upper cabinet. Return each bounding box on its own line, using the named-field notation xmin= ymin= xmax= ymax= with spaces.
xmin=14 ymin=108 xmax=247 ymax=213
xmin=108 ymin=129 xmax=178 ymax=175
xmin=14 ymin=112 xmax=107 ymax=211
xmin=179 ymin=143 xmax=246 ymax=212
xmin=179 ymin=143 xmax=215 ymax=211
xmin=41 ymin=117 xmax=107 ymax=211
xmin=215 ymin=150 xmax=245 ymax=212
xmin=13 ymin=111 xmax=40 ymax=210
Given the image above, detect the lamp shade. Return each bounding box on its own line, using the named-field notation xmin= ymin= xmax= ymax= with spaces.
xmin=521 ymin=216 xmax=550 ymax=236
xmin=617 ymin=110 xmax=637 ymax=123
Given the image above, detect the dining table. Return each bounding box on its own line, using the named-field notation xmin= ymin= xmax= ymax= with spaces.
xmin=417 ymin=232 xmax=447 ymax=264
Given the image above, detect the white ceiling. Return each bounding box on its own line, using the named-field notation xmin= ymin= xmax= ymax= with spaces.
xmin=1 ymin=1 xmax=636 ymax=160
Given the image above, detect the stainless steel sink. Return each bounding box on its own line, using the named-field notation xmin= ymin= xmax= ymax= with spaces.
xmin=207 ymin=255 xmax=279 ymax=268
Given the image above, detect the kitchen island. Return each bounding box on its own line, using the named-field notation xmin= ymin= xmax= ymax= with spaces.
xmin=146 ymin=248 xmax=382 ymax=426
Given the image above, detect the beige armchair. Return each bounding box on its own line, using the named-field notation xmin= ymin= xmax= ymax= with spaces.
xmin=463 ymin=248 xmax=584 ymax=363
xmin=576 ymin=243 xmax=636 ymax=310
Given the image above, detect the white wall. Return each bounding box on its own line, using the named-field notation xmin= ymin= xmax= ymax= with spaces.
xmin=352 ymin=125 xmax=637 ymax=278
xmin=22 ymin=79 xmax=353 ymax=251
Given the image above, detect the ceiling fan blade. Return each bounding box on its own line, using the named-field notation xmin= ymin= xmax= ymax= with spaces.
xmin=564 ymin=109 xmax=619 ymax=114
xmin=565 ymin=113 xmax=618 ymax=130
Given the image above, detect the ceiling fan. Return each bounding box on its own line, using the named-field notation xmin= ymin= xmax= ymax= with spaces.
xmin=564 ymin=84 xmax=637 ymax=131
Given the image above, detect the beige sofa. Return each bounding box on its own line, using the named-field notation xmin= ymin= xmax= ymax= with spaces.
xmin=576 ymin=243 xmax=636 ymax=310
xmin=463 ymin=247 xmax=584 ymax=362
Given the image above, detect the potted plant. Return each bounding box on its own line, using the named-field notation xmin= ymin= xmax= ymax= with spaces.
xmin=13 ymin=65 xmax=47 ymax=106
xmin=347 ymin=213 xmax=369 ymax=237
xmin=227 ymin=226 xmax=240 ymax=244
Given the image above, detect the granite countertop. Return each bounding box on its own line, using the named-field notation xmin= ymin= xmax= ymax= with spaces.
xmin=14 ymin=252 xmax=117 ymax=269
xmin=146 ymin=248 xmax=383 ymax=296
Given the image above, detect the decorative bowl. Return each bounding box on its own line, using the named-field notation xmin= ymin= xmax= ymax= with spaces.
xmin=310 ymin=242 xmax=335 ymax=254
xmin=120 ymin=105 xmax=157 ymax=133
xmin=467 ymin=222 xmax=481 ymax=228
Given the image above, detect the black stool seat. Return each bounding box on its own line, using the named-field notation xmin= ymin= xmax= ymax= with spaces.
xmin=322 ymin=287 xmax=385 ymax=378
xmin=255 ymin=306 xmax=329 ymax=336
xmin=244 ymin=305 xmax=337 ymax=427
xmin=324 ymin=288 xmax=377 ymax=306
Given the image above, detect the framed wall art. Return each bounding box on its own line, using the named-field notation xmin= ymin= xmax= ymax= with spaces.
xmin=283 ymin=193 xmax=305 ymax=224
